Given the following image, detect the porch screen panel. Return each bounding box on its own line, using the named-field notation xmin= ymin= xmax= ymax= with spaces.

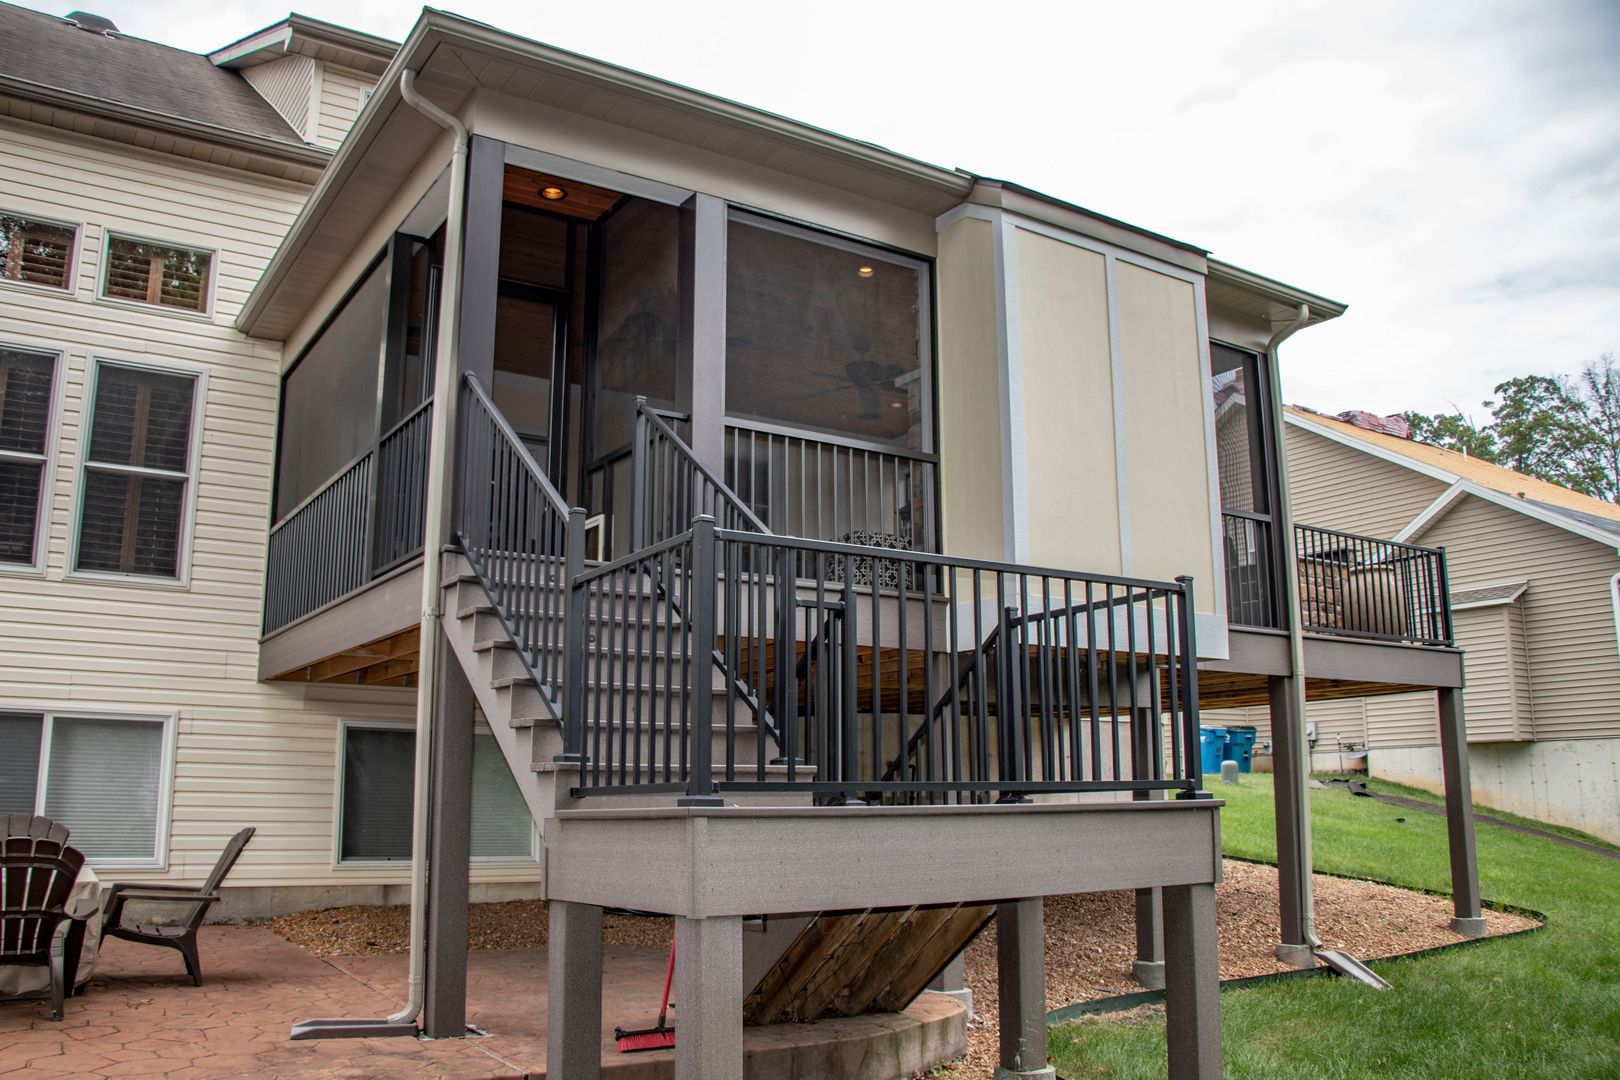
xmin=725 ymin=216 xmax=926 ymax=450
xmin=597 ymin=198 xmax=679 ymax=439
xmin=0 ymin=712 xmax=42 ymax=814
xmin=42 ymin=717 xmax=165 ymax=862
xmin=275 ymin=261 xmax=387 ymax=520
xmin=1211 ymin=344 xmax=1264 ymax=514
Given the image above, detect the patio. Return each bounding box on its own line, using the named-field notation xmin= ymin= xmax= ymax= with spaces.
xmin=0 ymin=928 xmax=963 ymax=1079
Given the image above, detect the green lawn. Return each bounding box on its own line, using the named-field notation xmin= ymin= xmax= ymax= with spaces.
xmin=1048 ymin=774 xmax=1620 ymax=1079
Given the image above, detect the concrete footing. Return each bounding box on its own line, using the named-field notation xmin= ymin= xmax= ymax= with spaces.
xmin=1450 ymin=916 xmax=1488 ymax=938
xmin=1131 ymin=959 xmax=1166 ymax=990
xmin=1275 ymin=942 xmax=1316 ymax=969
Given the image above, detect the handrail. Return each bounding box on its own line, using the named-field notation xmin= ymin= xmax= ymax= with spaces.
xmin=1293 ymin=521 xmax=1452 ymax=646
xmin=725 ymin=414 xmax=939 ymax=464
xmin=634 ymin=397 xmax=770 ymax=543
xmin=464 ymin=372 xmax=571 ymax=521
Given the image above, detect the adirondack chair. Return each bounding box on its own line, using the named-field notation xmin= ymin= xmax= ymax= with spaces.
xmin=2 ymin=815 xmax=71 ymax=844
xmin=0 ymin=835 xmax=96 ymax=1020
xmin=100 ymin=828 xmax=254 ymax=987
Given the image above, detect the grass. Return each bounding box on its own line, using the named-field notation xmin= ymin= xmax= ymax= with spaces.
xmin=1048 ymin=773 xmax=1620 ymax=1079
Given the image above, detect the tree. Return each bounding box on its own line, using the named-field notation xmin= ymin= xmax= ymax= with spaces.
xmin=1577 ymin=353 xmax=1620 ymax=503
xmin=1400 ymin=410 xmax=1498 ymax=461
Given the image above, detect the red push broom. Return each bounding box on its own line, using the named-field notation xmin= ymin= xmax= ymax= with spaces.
xmin=614 ymin=940 xmax=676 ymax=1052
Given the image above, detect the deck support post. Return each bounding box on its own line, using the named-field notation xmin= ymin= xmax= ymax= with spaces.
xmin=1437 ymin=687 xmax=1486 ymax=936
xmin=1164 ymin=882 xmax=1222 ymax=1080
xmin=675 ymin=914 xmax=745 ymax=1080
xmin=927 ymin=951 xmax=973 ymax=1017
xmin=1267 ymin=674 xmax=1314 ymax=967
xmin=1131 ymin=704 xmax=1165 ymax=989
xmin=547 ymin=901 xmax=603 ymax=1080
xmin=423 ymin=634 xmax=473 ymax=1038
xmin=995 ymin=897 xmax=1055 ymax=1079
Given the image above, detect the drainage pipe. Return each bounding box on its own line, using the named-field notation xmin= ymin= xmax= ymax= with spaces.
xmin=1264 ymin=303 xmax=1323 ymax=950
xmin=289 ymin=69 xmax=468 ymax=1040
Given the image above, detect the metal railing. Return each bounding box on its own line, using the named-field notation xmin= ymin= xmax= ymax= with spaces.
xmin=456 ymin=373 xmax=582 ymax=713
xmin=371 ymin=401 xmax=433 ymax=574
xmin=1295 ymin=523 xmax=1452 ymax=646
xmin=724 ymin=419 xmax=938 ymax=555
xmin=263 ymin=454 xmax=372 ymax=634
xmin=572 ymin=522 xmax=1203 ymax=805
xmin=633 ymin=400 xmax=769 ymax=548
xmin=1221 ymin=511 xmax=1280 ymax=630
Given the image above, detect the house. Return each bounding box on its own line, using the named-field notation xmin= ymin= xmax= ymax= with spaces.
xmin=1210 ymin=407 xmax=1620 ymax=845
xmin=0 ymin=5 xmax=1489 ymax=1078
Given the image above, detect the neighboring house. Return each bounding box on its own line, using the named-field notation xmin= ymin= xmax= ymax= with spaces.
xmin=0 ymin=6 xmax=1491 ymax=1078
xmin=1212 ymin=407 xmax=1620 ymax=844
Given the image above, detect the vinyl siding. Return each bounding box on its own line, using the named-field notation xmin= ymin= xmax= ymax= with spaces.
xmin=0 ymin=115 xmax=536 ymax=889
xmin=1422 ymin=495 xmax=1620 ymax=743
xmin=241 ymin=55 xmax=316 ymax=142
xmin=1284 ymin=422 xmax=1448 ymax=539
xmin=312 ymin=63 xmax=376 ymax=150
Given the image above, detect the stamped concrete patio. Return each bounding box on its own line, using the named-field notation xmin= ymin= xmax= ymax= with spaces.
xmin=0 ymin=928 xmax=963 ymax=1079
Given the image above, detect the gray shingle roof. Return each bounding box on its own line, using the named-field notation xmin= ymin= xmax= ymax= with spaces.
xmin=1451 ymin=581 xmax=1529 ymax=608
xmin=0 ymin=3 xmax=306 ymax=147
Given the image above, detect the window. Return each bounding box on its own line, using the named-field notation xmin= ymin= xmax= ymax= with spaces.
xmin=0 ymin=212 xmax=76 ymax=290
xmin=101 ymin=234 xmax=213 ymax=314
xmin=74 ymin=360 xmax=199 ymax=579
xmin=338 ymin=725 xmax=534 ymax=863
xmin=2 ymin=710 xmax=173 ymax=867
xmin=0 ymin=345 xmax=59 ymax=567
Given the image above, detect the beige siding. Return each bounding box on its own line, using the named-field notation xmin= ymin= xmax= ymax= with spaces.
xmin=1014 ymin=226 xmax=1118 ymax=572
xmin=1285 ymin=423 xmax=1448 ymax=538
xmin=1365 ymin=692 xmax=1440 ymax=749
xmin=936 ymin=216 xmax=1004 ymax=561
xmin=241 ymin=55 xmax=316 ymax=142
xmin=1423 ymin=495 xmax=1620 ymax=742
xmin=1115 ymin=262 xmax=1216 ymax=607
xmin=0 ymin=115 xmax=536 ymax=889
xmin=312 ymin=63 xmax=376 ymax=150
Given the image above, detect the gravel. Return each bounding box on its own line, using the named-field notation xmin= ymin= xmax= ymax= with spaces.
xmin=267 ymin=862 xmax=1536 ymax=1079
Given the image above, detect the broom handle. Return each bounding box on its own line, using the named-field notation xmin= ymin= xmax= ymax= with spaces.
xmin=657 ymin=940 xmax=675 ymax=1025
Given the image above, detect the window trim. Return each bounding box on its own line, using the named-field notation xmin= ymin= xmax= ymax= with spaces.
xmin=9 ymin=706 xmax=177 ymax=870
xmin=95 ymin=230 xmax=219 ymax=319
xmin=332 ymin=720 xmax=539 ymax=869
xmin=67 ymin=355 xmax=206 ymax=588
xmin=0 ymin=208 xmax=82 ymax=296
xmin=0 ymin=340 xmax=66 ymax=575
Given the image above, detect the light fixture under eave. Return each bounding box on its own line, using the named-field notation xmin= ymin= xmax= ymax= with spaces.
xmin=857 ymin=265 xmax=875 ymax=278
xmin=541 ymin=185 xmax=567 ymax=201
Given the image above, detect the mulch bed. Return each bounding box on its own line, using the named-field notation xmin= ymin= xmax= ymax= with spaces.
xmin=266 ymin=861 xmax=1535 ymax=1079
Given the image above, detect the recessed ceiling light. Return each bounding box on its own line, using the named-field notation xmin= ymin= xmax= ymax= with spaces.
xmin=541 ymin=186 xmax=567 ymax=200
xmin=857 ymin=265 xmax=875 ymax=278
xmin=889 ymin=401 xmax=904 ymax=409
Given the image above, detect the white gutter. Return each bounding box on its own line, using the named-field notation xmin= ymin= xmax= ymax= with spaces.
xmin=289 ymin=66 xmax=467 ymax=1040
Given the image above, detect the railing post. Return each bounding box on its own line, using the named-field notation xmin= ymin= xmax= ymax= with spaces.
xmin=996 ymin=605 xmax=1029 ymax=804
xmin=1435 ymin=545 xmax=1453 ymax=645
xmin=680 ymin=514 xmax=724 ymax=807
xmin=631 ymin=397 xmax=651 ymax=551
xmin=558 ymin=507 xmax=588 ymax=764
xmin=1175 ymin=575 xmax=1204 ymax=789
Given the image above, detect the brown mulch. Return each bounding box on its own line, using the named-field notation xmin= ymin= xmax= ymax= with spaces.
xmin=267 ymin=863 xmax=1536 ymax=1080
xmin=940 ymin=859 xmax=1537 ymax=1077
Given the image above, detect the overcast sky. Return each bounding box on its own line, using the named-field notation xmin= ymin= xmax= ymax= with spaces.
xmin=32 ymin=0 xmax=1620 ymax=420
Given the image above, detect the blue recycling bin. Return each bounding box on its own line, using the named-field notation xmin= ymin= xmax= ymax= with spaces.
xmin=1199 ymin=727 xmax=1229 ymax=776
xmin=1224 ymin=726 xmax=1258 ymax=773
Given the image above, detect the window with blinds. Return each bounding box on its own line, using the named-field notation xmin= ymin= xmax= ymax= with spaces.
xmin=101 ymin=235 xmax=213 ymax=313
xmin=4 ymin=711 xmax=170 ymax=865
xmin=0 ymin=213 xmax=75 ymax=290
xmin=339 ymin=727 xmax=535 ymax=862
xmin=0 ymin=346 xmax=58 ymax=566
xmin=75 ymin=361 xmax=197 ymax=578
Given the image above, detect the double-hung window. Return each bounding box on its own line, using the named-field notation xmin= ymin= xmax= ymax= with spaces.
xmin=0 ymin=212 xmax=77 ymax=291
xmin=0 ymin=345 xmax=59 ymax=568
xmin=74 ymin=360 xmax=200 ymax=580
xmin=1 ymin=710 xmax=174 ymax=867
xmin=100 ymin=234 xmax=213 ymax=314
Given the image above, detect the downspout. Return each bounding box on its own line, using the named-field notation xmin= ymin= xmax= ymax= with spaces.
xmin=290 ymin=69 xmax=468 ymax=1040
xmin=1264 ymin=304 xmax=1316 ymax=946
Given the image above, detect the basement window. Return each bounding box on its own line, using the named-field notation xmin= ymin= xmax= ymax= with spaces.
xmin=337 ymin=725 xmax=536 ymax=864
xmin=0 ymin=344 xmax=60 ymax=569
xmin=0 ymin=710 xmax=174 ymax=867
xmin=0 ymin=212 xmax=76 ymax=291
xmin=100 ymin=234 xmax=214 ymax=314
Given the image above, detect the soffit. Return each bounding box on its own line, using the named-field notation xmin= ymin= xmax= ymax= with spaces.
xmin=1206 ymin=260 xmax=1346 ymax=330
